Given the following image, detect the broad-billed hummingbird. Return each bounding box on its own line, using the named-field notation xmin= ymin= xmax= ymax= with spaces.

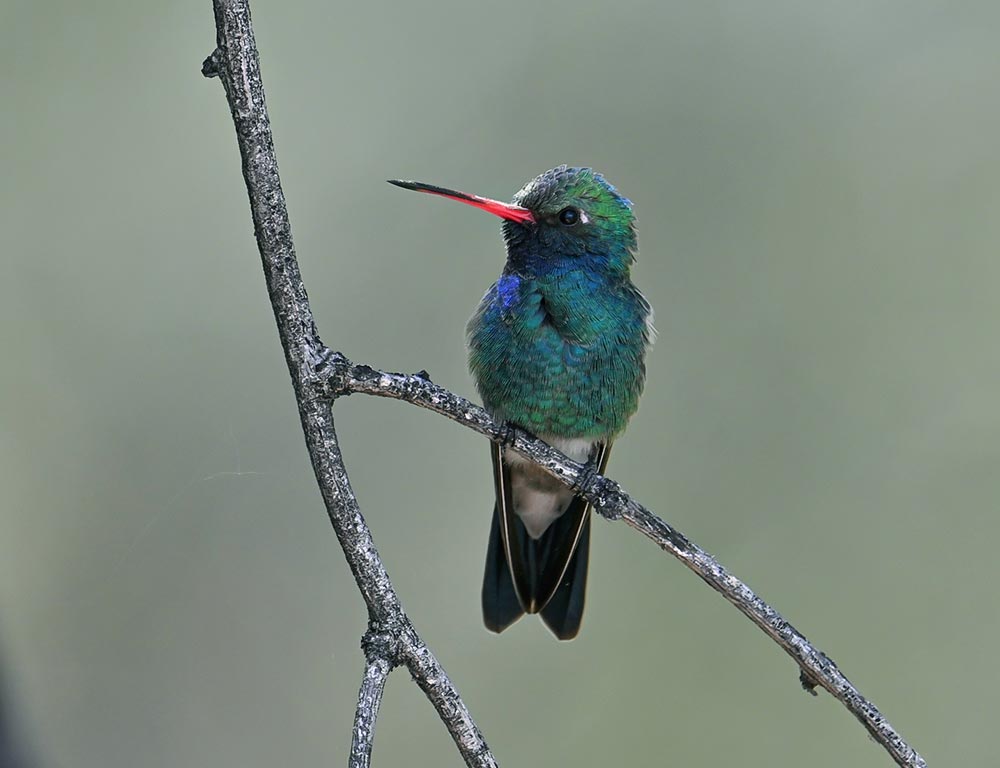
xmin=389 ymin=166 xmax=652 ymax=639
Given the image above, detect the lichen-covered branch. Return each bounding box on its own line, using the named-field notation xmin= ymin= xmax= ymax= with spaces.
xmin=203 ymin=2 xmax=495 ymax=766
xmin=203 ymin=1 xmax=925 ymax=767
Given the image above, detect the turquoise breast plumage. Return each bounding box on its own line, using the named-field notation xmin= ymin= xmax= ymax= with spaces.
xmin=468 ymin=269 xmax=649 ymax=438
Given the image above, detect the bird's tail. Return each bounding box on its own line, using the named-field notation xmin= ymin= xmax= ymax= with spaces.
xmin=538 ymin=514 xmax=590 ymax=639
xmin=481 ymin=503 xmax=525 ymax=633
xmin=481 ymin=502 xmax=591 ymax=640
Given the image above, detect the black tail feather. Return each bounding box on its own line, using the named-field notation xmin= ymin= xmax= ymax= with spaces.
xmin=482 ymin=498 xmax=591 ymax=640
xmin=482 ymin=503 xmax=524 ymax=633
xmin=539 ymin=515 xmax=590 ymax=639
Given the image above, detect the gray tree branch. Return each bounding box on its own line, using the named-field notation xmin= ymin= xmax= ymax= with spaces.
xmin=325 ymin=359 xmax=927 ymax=767
xmin=203 ymin=2 xmax=495 ymax=766
xmin=351 ymin=650 xmax=391 ymax=768
xmin=202 ymin=1 xmax=926 ymax=767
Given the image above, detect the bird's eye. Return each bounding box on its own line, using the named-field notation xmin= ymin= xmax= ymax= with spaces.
xmin=558 ymin=207 xmax=580 ymax=226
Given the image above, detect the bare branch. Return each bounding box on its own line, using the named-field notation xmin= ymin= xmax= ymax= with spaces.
xmin=322 ymin=358 xmax=929 ymax=768
xmin=204 ymin=2 xmax=496 ymax=765
xmin=400 ymin=634 xmax=498 ymax=768
xmin=203 ymin=1 xmax=926 ymax=767
xmin=350 ymin=653 xmax=391 ymax=768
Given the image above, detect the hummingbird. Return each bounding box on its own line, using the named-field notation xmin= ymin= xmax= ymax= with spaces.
xmin=389 ymin=166 xmax=652 ymax=639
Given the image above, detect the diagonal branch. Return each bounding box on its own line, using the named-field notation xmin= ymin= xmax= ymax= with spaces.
xmin=323 ymin=359 xmax=926 ymax=766
xmin=203 ymin=1 xmax=926 ymax=767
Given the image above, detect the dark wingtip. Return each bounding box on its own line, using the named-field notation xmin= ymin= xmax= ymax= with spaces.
xmin=387 ymin=179 xmax=417 ymax=190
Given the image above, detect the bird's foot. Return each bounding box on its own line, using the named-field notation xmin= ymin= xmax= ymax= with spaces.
xmin=497 ymin=420 xmax=519 ymax=449
xmin=573 ymin=455 xmax=602 ymax=495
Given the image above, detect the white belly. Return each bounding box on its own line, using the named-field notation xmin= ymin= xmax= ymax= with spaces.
xmin=504 ymin=435 xmax=596 ymax=539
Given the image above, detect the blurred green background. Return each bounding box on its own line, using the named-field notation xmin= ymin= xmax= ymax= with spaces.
xmin=2 ymin=1 xmax=998 ymax=765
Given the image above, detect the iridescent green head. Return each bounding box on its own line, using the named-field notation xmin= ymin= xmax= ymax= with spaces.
xmin=505 ymin=165 xmax=636 ymax=272
xmin=388 ymin=166 xmax=638 ymax=277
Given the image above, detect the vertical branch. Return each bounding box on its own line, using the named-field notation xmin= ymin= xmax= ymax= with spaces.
xmin=350 ymin=655 xmax=392 ymax=768
xmin=202 ymin=2 xmax=497 ymax=766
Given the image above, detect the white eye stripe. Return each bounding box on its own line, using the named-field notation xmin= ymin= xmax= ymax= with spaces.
xmin=579 ymin=210 xmax=590 ymax=224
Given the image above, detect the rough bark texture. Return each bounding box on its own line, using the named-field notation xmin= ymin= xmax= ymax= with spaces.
xmin=203 ymin=2 xmax=926 ymax=767
xmin=350 ymin=652 xmax=390 ymax=768
xmin=326 ymin=359 xmax=926 ymax=765
xmin=203 ymin=3 xmax=495 ymax=767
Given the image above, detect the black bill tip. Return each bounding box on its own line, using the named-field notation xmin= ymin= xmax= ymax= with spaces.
xmin=387 ymin=179 xmax=477 ymax=203
xmin=387 ymin=179 xmax=421 ymax=191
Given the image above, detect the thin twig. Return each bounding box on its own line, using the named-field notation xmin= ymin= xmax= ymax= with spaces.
xmin=350 ymin=658 xmax=391 ymax=768
xmin=203 ymin=1 xmax=926 ymax=766
xmin=203 ymin=2 xmax=496 ymax=766
xmin=350 ymin=629 xmax=394 ymax=768
xmin=400 ymin=633 xmax=497 ymax=767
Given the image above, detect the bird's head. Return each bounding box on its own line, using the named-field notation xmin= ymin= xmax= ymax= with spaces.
xmin=389 ymin=166 xmax=637 ymax=278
